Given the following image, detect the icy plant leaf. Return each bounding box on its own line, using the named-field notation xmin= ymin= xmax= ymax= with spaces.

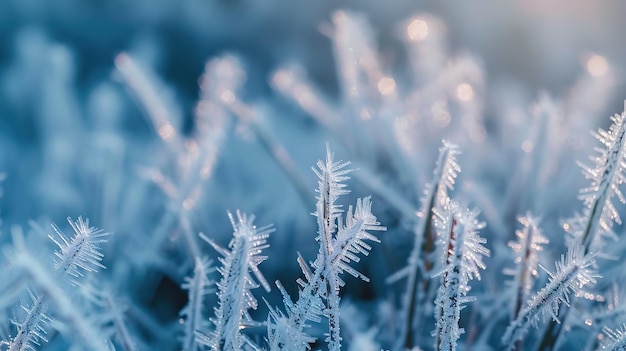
xmin=500 ymin=245 xmax=599 ymax=350
xmin=180 ymin=257 xmax=215 ymax=351
xmin=572 ymin=111 xmax=626 ymax=253
xmin=503 ymin=213 xmax=549 ymax=318
xmin=49 ymin=217 xmax=109 ymax=285
xmin=198 ymin=211 xmax=273 ymax=351
xmin=433 ymin=202 xmax=489 ymax=351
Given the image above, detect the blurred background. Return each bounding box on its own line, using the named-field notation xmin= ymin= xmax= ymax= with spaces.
xmin=0 ymin=0 xmax=625 ymax=227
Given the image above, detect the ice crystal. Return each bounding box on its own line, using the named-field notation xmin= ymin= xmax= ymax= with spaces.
xmin=504 ymin=213 xmax=549 ymax=318
xmin=433 ymin=202 xmax=489 ymax=351
xmin=501 ymin=245 xmax=599 ymax=349
xmin=198 ymin=211 xmax=273 ymax=351
xmin=571 ymin=112 xmax=626 ymax=253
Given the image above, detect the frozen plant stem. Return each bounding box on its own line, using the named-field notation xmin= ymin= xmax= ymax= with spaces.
xmin=2 ymin=218 xmax=109 ymax=350
xmin=433 ymin=206 xmax=456 ymax=351
xmin=180 ymin=257 xmax=214 ymax=351
xmin=578 ymin=111 xmax=626 ymax=253
xmin=103 ymin=293 xmax=138 ymax=351
xmin=312 ymin=145 xmax=386 ymax=350
xmin=393 ymin=141 xmax=460 ymax=349
xmin=500 ymin=246 xmax=598 ymax=351
xmin=538 ymin=110 xmax=626 ymax=351
xmin=220 ymin=92 xmax=314 ymax=207
xmin=504 ymin=214 xmax=548 ymax=320
xmin=314 ymin=145 xmax=350 ymax=351
xmin=198 ymin=211 xmax=273 ymax=351
xmin=14 ymin=252 xmax=109 ymax=351
xmin=114 ymin=53 xmax=181 ymax=148
xmin=265 ymin=254 xmax=326 ymax=351
xmin=10 ymin=220 xmax=110 ymax=351
xmin=1 ymin=291 xmax=50 ymax=351
xmin=433 ymin=203 xmax=489 ymax=351
xmin=266 ymin=145 xmax=385 ymax=351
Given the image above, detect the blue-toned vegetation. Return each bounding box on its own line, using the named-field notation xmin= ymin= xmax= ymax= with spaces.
xmin=2 ymin=2 xmax=626 ymax=351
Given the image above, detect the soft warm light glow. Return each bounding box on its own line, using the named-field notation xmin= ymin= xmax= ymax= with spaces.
xmin=200 ymin=166 xmax=212 ymax=179
xmin=377 ymin=77 xmax=396 ymax=96
xmin=185 ymin=140 xmax=198 ymax=153
xmin=294 ymin=85 xmax=313 ymax=105
xmin=434 ymin=111 xmax=451 ymax=128
xmin=586 ymin=54 xmax=608 ymax=77
xmin=407 ymin=19 xmax=428 ymax=41
xmin=432 ymin=100 xmax=451 ymax=127
xmin=395 ymin=115 xmax=413 ymax=130
xmin=470 ymin=125 xmax=487 ymax=143
xmin=158 ymin=124 xmax=176 ymax=140
xmin=183 ymin=198 xmax=196 ymax=210
xmin=272 ymin=70 xmax=293 ymax=88
xmin=195 ymin=100 xmax=210 ymax=115
xmin=360 ymin=107 xmax=372 ymax=120
xmin=521 ymin=140 xmax=534 ymax=153
xmin=456 ymin=83 xmax=474 ymax=101
xmin=220 ymin=90 xmax=235 ymax=104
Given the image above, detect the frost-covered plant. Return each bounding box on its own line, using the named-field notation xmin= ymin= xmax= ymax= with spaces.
xmin=1 ymin=290 xmax=50 ymax=351
xmin=180 ymin=257 xmax=215 ymax=351
xmin=2 ymin=218 xmax=110 ymax=351
xmin=197 ymin=211 xmax=273 ymax=351
xmin=500 ymin=245 xmax=599 ymax=350
xmin=389 ymin=141 xmax=460 ymax=348
xmin=504 ymin=213 xmax=549 ymax=319
xmin=570 ymin=111 xmax=626 ymax=253
xmin=49 ymin=217 xmax=109 ymax=283
xmin=433 ymin=202 xmax=489 ymax=351
xmin=533 ymin=110 xmax=626 ymax=350
xmin=310 ymin=147 xmax=384 ymax=350
xmin=266 ymin=146 xmax=385 ymax=351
